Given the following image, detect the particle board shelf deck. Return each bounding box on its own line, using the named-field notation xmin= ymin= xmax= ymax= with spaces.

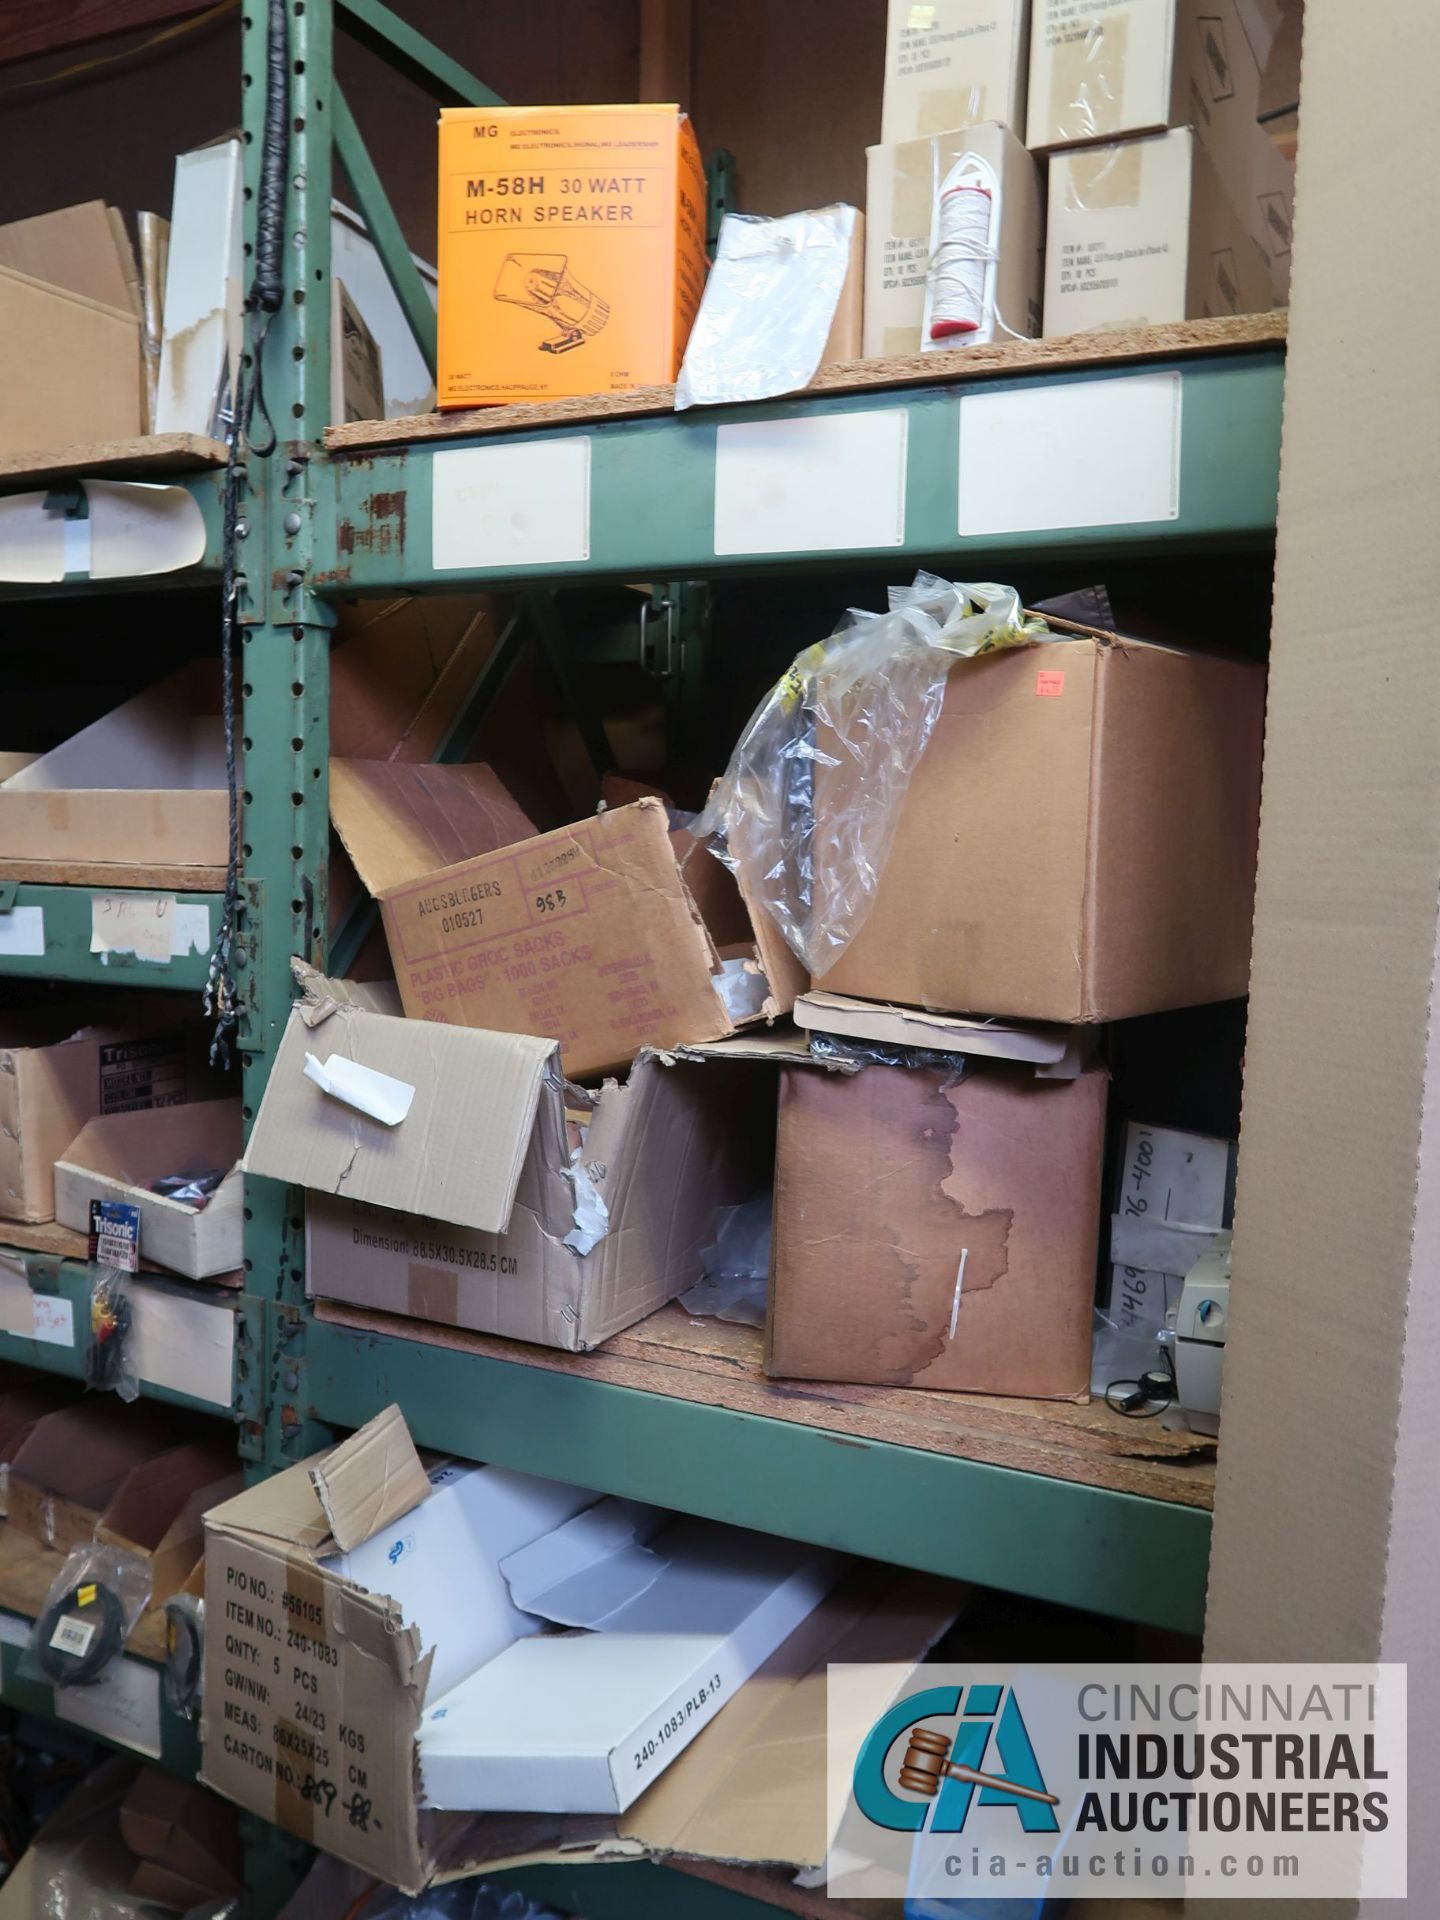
xmin=304 ymin=1304 xmax=1215 ymax=1634
xmin=312 ymin=314 xmax=1287 ymax=593
xmin=0 ymin=433 xmax=228 ymax=487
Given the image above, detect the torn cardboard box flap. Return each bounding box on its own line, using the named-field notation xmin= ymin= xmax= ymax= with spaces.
xmin=246 ymin=969 xmax=776 ymax=1351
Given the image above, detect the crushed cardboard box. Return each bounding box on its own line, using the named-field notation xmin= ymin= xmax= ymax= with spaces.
xmin=376 ymin=796 xmax=803 ymax=1079
xmin=201 ymin=1405 xmax=960 ymax=1892
xmin=245 ymin=964 xmax=775 ymax=1349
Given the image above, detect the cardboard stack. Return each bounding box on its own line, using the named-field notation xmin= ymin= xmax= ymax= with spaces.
xmin=867 ymin=1 xmax=1041 ymax=357
xmin=757 ymin=614 xmax=1265 ymax=1399
xmin=1031 ymin=0 xmax=1296 ymax=332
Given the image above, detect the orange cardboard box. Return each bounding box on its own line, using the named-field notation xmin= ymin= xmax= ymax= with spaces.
xmin=437 ymin=104 xmax=707 ymax=406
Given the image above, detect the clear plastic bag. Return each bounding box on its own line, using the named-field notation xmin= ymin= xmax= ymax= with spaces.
xmin=680 ymin=1195 xmax=773 ymax=1328
xmin=696 ymin=575 xmax=1045 ymax=973
xmin=163 ymin=1591 xmax=205 ymax=1718
xmin=20 ymin=1543 xmax=152 ymax=1690
xmin=675 ymin=204 xmax=857 ymax=410
xmin=808 ymin=1031 xmax=970 ymax=1081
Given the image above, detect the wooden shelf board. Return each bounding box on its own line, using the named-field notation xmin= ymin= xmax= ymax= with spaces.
xmin=326 ymin=312 xmax=1288 ymax=455
xmin=0 ymin=433 xmax=228 ymax=488
xmin=311 ymin=1300 xmax=1216 ymax=1510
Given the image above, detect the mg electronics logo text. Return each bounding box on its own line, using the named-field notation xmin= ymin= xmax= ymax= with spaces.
xmin=827 ymin=1664 xmax=1407 ymax=1901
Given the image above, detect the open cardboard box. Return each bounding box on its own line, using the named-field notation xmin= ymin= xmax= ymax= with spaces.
xmin=55 ymin=1098 xmax=243 ymax=1280
xmin=372 ymin=795 xmax=805 ymax=1079
xmin=7 ymin=1399 xmax=221 ymax=1559
xmin=245 ymin=965 xmax=775 ymax=1350
xmin=0 ymin=1000 xmax=224 ymax=1224
xmin=201 ymin=1407 xmax=960 ymax=1894
xmin=0 ymin=665 xmax=227 ymax=875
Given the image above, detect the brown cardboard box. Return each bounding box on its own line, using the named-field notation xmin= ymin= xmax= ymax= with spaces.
xmin=54 ymin=1099 xmax=244 ymax=1280
xmin=330 ymin=759 xmax=536 ymax=896
xmin=882 ymin=0 xmax=1032 ymax=143
xmin=814 ymin=625 xmax=1265 ymax=1023
xmin=244 ymin=966 xmax=774 ymax=1349
xmin=0 ymin=1004 xmax=221 ymax=1224
xmin=7 ymin=1400 xmax=208 ymax=1554
xmin=864 ymin=123 xmax=1043 ymax=357
xmin=120 ymin=1767 xmax=243 ymax=1905
xmin=0 ymin=665 xmax=227 ymax=875
xmin=377 ymin=797 xmax=803 ymax=1080
xmin=1028 ymin=0 xmax=1297 ymax=301
xmin=96 ymin=1440 xmax=240 ymax=1602
xmin=1044 ymin=127 xmax=1274 ymax=333
xmin=200 ymin=1408 xmax=960 ymax=1893
xmin=768 ymin=1060 xmax=1108 ymax=1398
xmin=0 ymin=267 xmax=142 ymax=458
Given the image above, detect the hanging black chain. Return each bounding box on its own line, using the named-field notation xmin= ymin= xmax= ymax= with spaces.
xmin=206 ymin=0 xmax=290 ymax=1066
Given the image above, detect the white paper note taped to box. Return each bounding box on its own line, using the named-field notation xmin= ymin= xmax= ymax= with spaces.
xmin=304 ymin=1052 xmax=416 ymax=1126
xmin=957 ymin=370 xmax=1182 ymax=535
xmin=432 ymin=438 xmax=591 ymax=571
xmin=714 ymin=409 xmax=909 ymax=556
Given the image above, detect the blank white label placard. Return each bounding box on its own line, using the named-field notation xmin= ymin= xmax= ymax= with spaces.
xmin=432 ymin=438 xmax=591 ymax=572
xmin=714 ymin=410 xmax=909 ymax=556
xmin=0 ymin=909 xmax=44 ymax=958
xmin=957 ymin=371 xmax=1182 ymax=536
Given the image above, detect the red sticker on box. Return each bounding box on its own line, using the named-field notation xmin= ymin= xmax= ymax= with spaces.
xmin=1036 ymin=670 xmax=1065 ymax=697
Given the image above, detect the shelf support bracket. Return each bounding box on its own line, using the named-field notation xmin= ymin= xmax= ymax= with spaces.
xmin=332 ymin=85 xmax=438 ymax=381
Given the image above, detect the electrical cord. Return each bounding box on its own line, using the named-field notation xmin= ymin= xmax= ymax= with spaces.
xmin=86 ymin=1278 xmax=134 ymax=1392
xmin=1105 ymin=1346 xmax=1178 ymax=1420
xmin=206 ymin=0 xmax=289 ymax=1066
xmin=34 ymin=1583 xmax=128 ymax=1688
xmin=164 ymin=1595 xmax=205 ymax=1716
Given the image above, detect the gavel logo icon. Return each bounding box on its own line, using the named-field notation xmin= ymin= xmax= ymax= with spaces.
xmin=899 ymin=1726 xmax=1061 ymax=1809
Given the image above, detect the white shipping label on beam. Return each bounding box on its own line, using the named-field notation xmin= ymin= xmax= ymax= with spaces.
xmin=714 ymin=410 xmax=909 ymax=556
xmin=87 ymin=481 xmax=208 ymax=579
xmin=57 ymin=1656 xmax=162 ymax=1758
xmin=432 ymin=438 xmax=591 ymax=571
xmin=30 ymin=1295 xmax=74 ymax=1347
xmin=956 ymin=370 xmax=1182 ymax=536
xmin=0 ymin=909 xmax=44 ymax=957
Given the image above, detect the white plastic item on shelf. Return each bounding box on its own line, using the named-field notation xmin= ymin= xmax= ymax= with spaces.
xmin=675 ymin=204 xmax=859 ymax=410
xmin=921 ymin=151 xmax=1013 ymax=349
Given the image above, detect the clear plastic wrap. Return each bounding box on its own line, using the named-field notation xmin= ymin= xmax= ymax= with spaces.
xmin=679 ymin=1195 xmax=773 ymax=1328
xmin=163 ymin=1591 xmax=205 ymax=1718
xmin=86 ymin=1267 xmax=138 ymax=1401
xmin=20 ymin=1543 xmax=151 ymax=1690
xmin=675 ymin=204 xmax=857 ymax=410
xmin=696 ymin=575 xmax=1045 ymax=973
xmin=807 ymin=1031 xmax=970 ymax=1082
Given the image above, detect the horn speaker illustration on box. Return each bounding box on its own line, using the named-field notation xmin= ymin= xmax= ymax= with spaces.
xmin=494 ymin=253 xmax=611 ymax=354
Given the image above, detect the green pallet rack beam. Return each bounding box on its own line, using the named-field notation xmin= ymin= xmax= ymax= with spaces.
xmin=302 ymin=1315 xmax=1210 ymax=1635
xmin=314 ymin=350 xmax=1283 ymax=594
xmin=0 ymin=886 xmax=221 ymax=989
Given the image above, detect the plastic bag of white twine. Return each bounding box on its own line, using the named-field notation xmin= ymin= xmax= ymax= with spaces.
xmin=921 ymin=151 xmax=1026 ymax=349
xmin=695 ymin=576 xmax=1047 ymax=975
